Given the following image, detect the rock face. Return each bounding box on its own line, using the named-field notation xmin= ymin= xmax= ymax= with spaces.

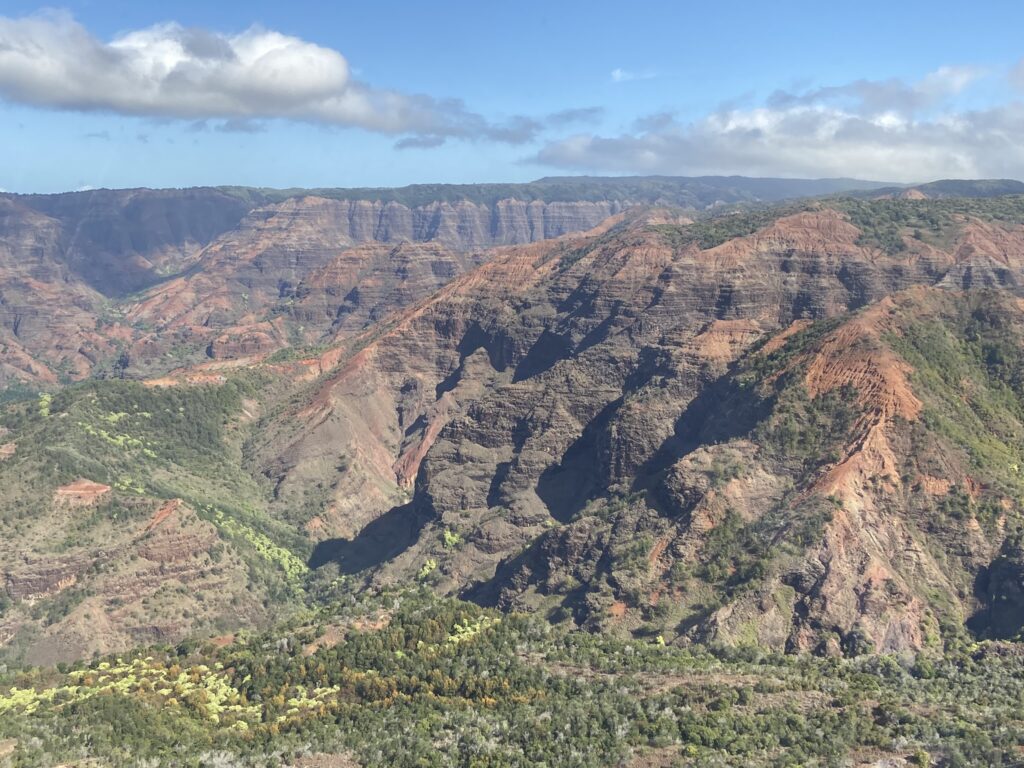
xmin=13 ymin=187 xmax=254 ymax=295
xmin=0 ymin=189 xmax=253 ymax=383
xmin=0 ymin=197 xmax=126 ymax=383
xmin=266 ymin=208 xmax=939 ymax=532
xmin=121 ymin=195 xmax=634 ymax=360
xmin=7 ymin=188 xmax=1024 ymax=661
xmin=0 ymin=176 xmax=896 ymax=383
xmin=0 ymin=191 xmax=651 ymax=382
xmin=266 ymin=197 xmax=625 ymax=249
xmin=257 ymin=201 xmax=1024 ymax=654
xmin=125 ymin=198 xmax=497 ymax=357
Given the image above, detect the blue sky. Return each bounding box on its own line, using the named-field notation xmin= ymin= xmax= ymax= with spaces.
xmin=1 ymin=1 xmax=1023 ymax=192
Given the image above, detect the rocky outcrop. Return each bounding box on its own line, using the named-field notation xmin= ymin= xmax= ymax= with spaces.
xmin=4 ymin=556 xmax=90 ymax=602
xmin=53 ymin=479 xmax=112 ymax=508
xmin=263 ymin=204 xmax=1024 ymax=654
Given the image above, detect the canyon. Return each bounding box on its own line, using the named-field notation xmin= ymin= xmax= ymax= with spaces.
xmin=1 ymin=179 xmax=1024 ymax=667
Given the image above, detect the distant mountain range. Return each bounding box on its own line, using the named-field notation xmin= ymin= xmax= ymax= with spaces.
xmin=214 ymin=174 xmax=898 ymax=208
xmin=855 ymin=178 xmax=1024 ymax=199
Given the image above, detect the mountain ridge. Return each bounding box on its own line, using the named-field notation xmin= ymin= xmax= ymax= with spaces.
xmin=5 ymin=189 xmax=1024 ymax=669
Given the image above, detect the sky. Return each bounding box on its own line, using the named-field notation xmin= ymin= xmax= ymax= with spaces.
xmin=1 ymin=1 xmax=1024 ymax=192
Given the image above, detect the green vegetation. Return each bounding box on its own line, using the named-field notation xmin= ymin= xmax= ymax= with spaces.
xmin=9 ymin=193 xmax=1024 ymax=764
xmin=885 ymin=293 xmax=1024 ymax=496
xmin=209 ymin=506 xmax=309 ymax=588
xmin=0 ymin=377 xmax=313 ymax=644
xmin=1 ymin=379 xmax=252 ymax=493
xmin=651 ymin=203 xmax=808 ymax=250
xmin=264 ymin=343 xmax=335 ymax=364
xmin=417 ymin=558 xmax=438 ymax=581
xmin=835 ymin=195 xmax=1024 ymax=253
xmin=217 ymin=176 xmax=886 ymax=210
xmin=1 ymin=590 xmax=1024 ymax=766
xmin=648 ymin=193 xmax=1024 ymax=256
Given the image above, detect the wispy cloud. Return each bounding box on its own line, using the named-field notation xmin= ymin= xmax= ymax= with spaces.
xmin=546 ymin=106 xmax=604 ymax=126
xmin=395 ymin=135 xmax=447 ymax=149
xmin=0 ymin=11 xmax=547 ymax=146
xmin=534 ymin=65 xmax=1024 ymax=182
xmin=610 ymin=68 xmax=656 ymax=84
xmin=1011 ymin=58 xmax=1024 ymax=90
xmin=394 ymin=107 xmax=603 ymax=150
xmin=765 ymin=65 xmax=985 ymax=114
xmin=216 ymin=118 xmax=266 ymax=134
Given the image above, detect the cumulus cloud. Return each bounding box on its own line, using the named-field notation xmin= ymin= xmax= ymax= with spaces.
xmin=534 ymin=67 xmax=1024 ymax=182
xmin=0 ymin=11 xmax=541 ymax=144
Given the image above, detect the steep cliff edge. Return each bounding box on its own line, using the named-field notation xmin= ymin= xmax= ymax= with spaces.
xmin=6 ymin=191 xmax=1024 ymax=662
xmin=258 ymin=197 xmax=1024 ymax=654
xmin=0 ymin=178 xmax=986 ymax=385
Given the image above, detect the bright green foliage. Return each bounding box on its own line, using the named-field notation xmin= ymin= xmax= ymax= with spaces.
xmin=210 ymin=506 xmax=308 ymax=586
xmin=447 ymin=614 xmax=499 ymax=644
xmin=417 ymin=558 xmax=438 ymax=581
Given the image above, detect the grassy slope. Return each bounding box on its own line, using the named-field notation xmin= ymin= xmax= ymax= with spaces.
xmin=0 ymin=376 xmax=314 ymax=661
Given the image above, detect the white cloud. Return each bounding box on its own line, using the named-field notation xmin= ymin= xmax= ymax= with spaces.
xmin=918 ymin=65 xmax=984 ymax=98
xmin=534 ymin=67 xmax=1024 ymax=182
xmin=610 ymin=68 xmax=656 ymax=84
xmin=0 ymin=11 xmax=543 ymax=144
